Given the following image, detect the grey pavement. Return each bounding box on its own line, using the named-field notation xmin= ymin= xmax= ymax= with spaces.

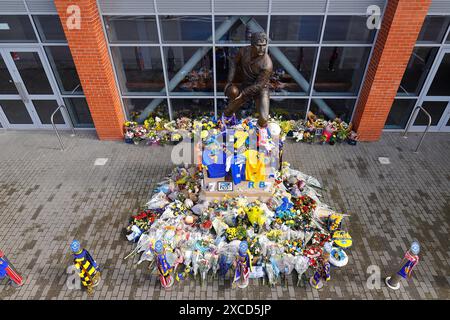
xmin=0 ymin=130 xmax=449 ymax=300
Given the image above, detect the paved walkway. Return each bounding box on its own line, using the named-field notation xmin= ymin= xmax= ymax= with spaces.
xmin=0 ymin=130 xmax=448 ymax=300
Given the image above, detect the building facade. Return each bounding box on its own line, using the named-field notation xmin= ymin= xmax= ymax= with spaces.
xmin=0 ymin=0 xmax=449 ymax=140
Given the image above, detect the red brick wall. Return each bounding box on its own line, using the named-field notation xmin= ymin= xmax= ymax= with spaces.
xmin=353 ymin=0 xmax=432 ymax=141
xmin=54 ymin=0 xmax=124 ymax=140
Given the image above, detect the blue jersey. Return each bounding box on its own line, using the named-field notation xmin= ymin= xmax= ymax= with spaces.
xmin=0 ymin=258 xmax=8 ymax=278
xmin=231 ymin=155 xmax=246 ymax=185
xmin=203 ymin=149 xmax=227 ymax=178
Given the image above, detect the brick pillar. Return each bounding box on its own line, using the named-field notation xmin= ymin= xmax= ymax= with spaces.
xmin=54 ymin=0 xmax=124 ymax=140
xmin=352 ymin=0 xmax=432 ymax=141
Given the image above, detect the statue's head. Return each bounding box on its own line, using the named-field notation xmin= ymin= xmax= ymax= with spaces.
xmin=250 ymin=32 xmax=268 ymax=57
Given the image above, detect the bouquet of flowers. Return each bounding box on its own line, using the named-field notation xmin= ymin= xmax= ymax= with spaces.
xmin=171 ymin=132 xmax=183 ymax=143
xmin=294 ymin=195 xmax=317 ymax=215
xmin=279 ymin=120 xmax=295 ymax=137
xmin=176 ymin=117 xmax=193 ymax=131
xmin=249 ymin=237 xmax=262 ymax=257
xmin=266 ymin=229 xmax=283 ymax=242
xmin=284 ymin=239 xmax=303 ymax=255
xmin=124 ymin=121 xmax=138 ymax=129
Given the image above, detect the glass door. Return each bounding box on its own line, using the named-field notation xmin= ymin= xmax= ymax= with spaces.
xmin=0 ymin=47 xmax=69 ymax=129
xmin=411 ymin=49 xmax=450 ymax=132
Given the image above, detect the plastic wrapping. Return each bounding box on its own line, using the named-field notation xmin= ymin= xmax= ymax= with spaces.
xmin=249 ymin=265 xmax=265 ymax=279
xmin=124 ymin=160 xmax=353 ymax=288
xmin=294 ymin=255 xmax=309 ymax=277
xmin=212 ymin=218 xmax=229 ymax=237
xmin=146 ymin=192 xmax=169 ymax=210
xmin=126 ymin=225 xmax=143 ymax=242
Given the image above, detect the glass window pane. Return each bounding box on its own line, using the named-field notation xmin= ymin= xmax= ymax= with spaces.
xmin=271 ymin=99 xmax=308 ymax=120
xmin=64 ymin=97 xmax=93 ymax=127
xmin=314 ymin=47 xmax=371 ymax=95
xmin=397 ymin=47 xmax=438 ymax=96
xmin=171 ymin=99 xmax=214 ymax=118
xmin=215 ymin=16 xmax=267 ymax=44
xmin=216 ymin=46 xmax=316 ymax=96
xmin=414 ymin=101 xmax=448 ymax=126
xmin=427 ymin=53 xmax=450 ymax=96
xmin=417 ymin=16 xmax=450 ymax=44
xmin=271 ymin=47 xmax=317 ymax=96
xmin=11 ymin=51 xmax=53 ymax=94
xmin=0 ymin=55 xmax=18 ymax=94
xmin=215 ymin=46 xmax=239 ymax=94
xmin=111 ymin=46 xmax=165 ymax=95
xmin=104 ymin=16 xmax=158 ymax=43
xmin=323 ymin=16 xmax=376 ymax=44
xmin=0 ymin=15 xmax=37 ymax=42
xmin=164 ymin=47 xmax=213 ymax=95
xmin=32 ymin=100 xmax=64 ymax=124
xmin=385 ymin=99 xmax=417 ymax=129
xmin=270 ymin=16 xmax=322 ymax=43
xmin=33 ymin=15 xmax=66 ymax=42
xmin=0 ymin=100 xmax=33 ymax=124
xmin=309 ymin=99 xmax=356 ymax=123
xmin=160 ymin=16 xmax=212 ymax=43
xmin=123 ymin=98 xmax=169 ymax=121
xmin=45 ymin=46 xmax=83 ymax=94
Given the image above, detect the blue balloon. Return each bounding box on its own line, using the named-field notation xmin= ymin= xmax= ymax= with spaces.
xmin=70 ymin=240 xmax=81 ymax=253
xmin=411 ymin=241 xmax=420 ymax=255
xmin=239 ymin=241 xmax=248 ymax=256
xmin=154 ymin=240 xmax=163 ymax=254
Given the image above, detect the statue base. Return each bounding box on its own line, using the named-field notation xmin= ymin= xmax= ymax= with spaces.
xmin=200 ymin=169 xmax=275 ymax=202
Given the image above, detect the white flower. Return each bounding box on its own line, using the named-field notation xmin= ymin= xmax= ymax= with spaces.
xmin=293 ymin=131 xmax=303 ymax=142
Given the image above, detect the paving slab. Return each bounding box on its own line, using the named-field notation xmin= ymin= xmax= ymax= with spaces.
xmin=0 ymin=130 xmax=449 ymax=300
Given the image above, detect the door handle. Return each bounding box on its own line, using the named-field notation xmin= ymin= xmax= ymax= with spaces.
xmin=14 ymin=82 xmax=29 ymax=103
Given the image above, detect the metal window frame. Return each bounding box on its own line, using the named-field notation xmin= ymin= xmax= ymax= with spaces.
xmin=0 ymin=4 xmax=92 ymax=130
xmin=387 ymin=14 xmax=450 ymax=132
xmin=98 ymin=0 xmax=386 ymax=123
xmin=212 ymin=0 xmax=217 ymax=116
xmin=152 ymin=0 xmax=173 ymax=119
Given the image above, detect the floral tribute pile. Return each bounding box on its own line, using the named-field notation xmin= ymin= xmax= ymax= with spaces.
xmin=124 ymin=160 xmax=353 ymax=288
xmin=123 ymin=111 xmax=358 ymax=147
xmin=282 ymin=112 xmax=358 ymax=145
